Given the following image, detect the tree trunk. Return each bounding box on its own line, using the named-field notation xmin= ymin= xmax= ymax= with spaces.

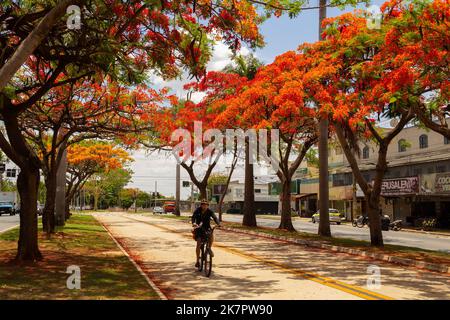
xmin=243 ymin=139 xmax=256 ymax=227
xmin=42 ymin=172 xmax=57 ymax=234
xmin=367 ymin=194 xmax=384 ymax=246
xmin=93 ymin=190 xmax=99 ymax=211
xmin=16 ymin=167 xmax=42 ymax=261
xmin=278 ymin=177 xmax=295 ymax=231
xmin=198 ymin=184 xmax=207 ymax=201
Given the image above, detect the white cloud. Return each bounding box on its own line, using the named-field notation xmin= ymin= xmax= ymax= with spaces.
xmin=148 ymin=42 xmax=254 ymax=101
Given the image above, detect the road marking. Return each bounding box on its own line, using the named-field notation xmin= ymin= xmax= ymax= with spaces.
xmin=122 ymin=214 xmax=394 ymax=300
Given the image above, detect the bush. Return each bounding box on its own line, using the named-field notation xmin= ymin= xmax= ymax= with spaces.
xmin=421 ymin=217 xmax=437 ymax=231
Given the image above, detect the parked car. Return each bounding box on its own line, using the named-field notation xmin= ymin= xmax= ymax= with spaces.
xmin=152 ymin=206 xmax=164 ymax=214
xmin=312 ymin=209 xmax=344 ymax=224
xmin=163 ymin=201 xmax=176 ymax=213
xmin=0 ymin=201 xmax=16 ymax=216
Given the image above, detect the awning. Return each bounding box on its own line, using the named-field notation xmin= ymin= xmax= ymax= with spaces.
xmin=292 ymin=193 xmax=317 ymax=200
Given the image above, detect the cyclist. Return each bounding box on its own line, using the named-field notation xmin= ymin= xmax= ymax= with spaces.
xmin=191 ymin=199 xmax=221 ymax=267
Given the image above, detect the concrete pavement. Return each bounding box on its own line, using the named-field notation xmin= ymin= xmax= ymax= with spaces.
xmin=222 ymin=214 xmax=450 ymax=253
xmin=95 ymin=212 xmax=450 ymax=300
xmin=0 ymin=215 xmax=19 ymax=233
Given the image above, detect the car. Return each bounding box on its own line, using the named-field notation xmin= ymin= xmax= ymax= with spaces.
xmin=0 ymin=201 xmax=16 ymax=216
xmin=312 ymin=209 xmax=344 ymax=224
xmin=152 ymin=206 xmax=164 ymax=214
xmin=163 ymin=201 xmax=176 ymax=213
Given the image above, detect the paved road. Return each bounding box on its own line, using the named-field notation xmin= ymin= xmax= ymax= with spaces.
xmin=95 ymin=213 xmax=450 ymax=300
xmin=0 ymin=215 xmax=19 ymax=233
xmin=222 ymin=214 xmax=450 ymax=253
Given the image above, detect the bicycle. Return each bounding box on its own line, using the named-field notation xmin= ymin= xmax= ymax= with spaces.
xmin=196 ymin=226 xmax=217 ymax=277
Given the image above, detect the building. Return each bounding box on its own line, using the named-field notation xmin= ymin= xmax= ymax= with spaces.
xmin=293 ymin=121 xmax=450 ymax=228
xmin=220 ymin=178 xmax=280 ymax=214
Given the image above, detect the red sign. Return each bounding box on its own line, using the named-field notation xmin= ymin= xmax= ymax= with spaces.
xmin=381 ymin=177 xmax=419 ymax=196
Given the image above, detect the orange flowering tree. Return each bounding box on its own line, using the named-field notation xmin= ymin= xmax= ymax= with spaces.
xmin=307 ymin=0 xmax=449 ymax=246
xmin=66 ymin=142 xmax=132 ymax=215
xmin=213 ymin=51 xmax=319 ymax=231
xmin=20 ymin=79 xmax=165 ymax=233
xmin=154 ymin=71 xmax=248 ymax=200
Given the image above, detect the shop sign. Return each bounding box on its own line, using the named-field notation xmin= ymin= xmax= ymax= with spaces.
xmin=435 ymin=173 xmax=450 ymax=193
xmin=381 ymin=177 xmax=419 ymax=196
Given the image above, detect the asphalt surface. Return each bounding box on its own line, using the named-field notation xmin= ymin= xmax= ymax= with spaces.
xmin=0 ymin=214 xmax=19 ymax=233
xmin=222 ymin=214 xmax=450 ymax=253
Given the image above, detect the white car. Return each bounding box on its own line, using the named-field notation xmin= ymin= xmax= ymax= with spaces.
xmin=312 ymin=209 xmax=344 ymax=225
xmin=152 ymin=206 xmax=164 ymax=214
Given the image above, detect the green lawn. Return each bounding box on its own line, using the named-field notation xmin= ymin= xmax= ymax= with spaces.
xmin=0 ymin=214 xmax=160 ymax=300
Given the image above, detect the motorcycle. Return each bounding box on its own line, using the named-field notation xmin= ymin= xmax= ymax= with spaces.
xmin=352 ymin=215 xmax=369 ymax=228
xmin=389 ymin=219 xmax=403 ymax=231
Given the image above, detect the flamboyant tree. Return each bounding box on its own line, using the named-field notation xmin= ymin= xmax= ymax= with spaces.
xmin=306 ymin=0 xmax=447 ymax=246
xmin=214 ymin=51 xmax=319 ymax=230
xmin=66 ymin=142 xmax=131 ymax=214
xmin=154 ymin=71 xmax=248 ymax=200
xmin=21 ymin=79 xmax=163 ymax=233
xmin=377 ymin=0 xmax=449 ymax=138
xmin=0 ymin=0 xmax=269 ymax=261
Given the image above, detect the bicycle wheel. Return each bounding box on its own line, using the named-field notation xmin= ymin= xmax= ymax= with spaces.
xmin=198 ymin=244 xmax=204 ymax=272
xmin=356 ymin=220 xmax=364 ymax=228
xmin=204 ymin=247 xmax=212 ymax=277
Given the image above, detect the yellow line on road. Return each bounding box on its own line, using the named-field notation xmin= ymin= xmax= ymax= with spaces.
xmin=122 ymin=215 xmax=394 ymax=301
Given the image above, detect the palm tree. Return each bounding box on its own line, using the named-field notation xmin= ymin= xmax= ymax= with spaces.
xmin=224 ymin=54 xmax=263 ymax=227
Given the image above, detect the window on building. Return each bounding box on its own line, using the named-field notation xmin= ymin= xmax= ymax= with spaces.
xmin=235 ymin=188 xmax=243 ymax=197
xmin=398 ymin=139 xmax=407 ymax=152
xmin=6 ymin=169 xmax=16 ymax=178
xmin=437 ymin=165 xmax=446 ymax=173
xmin=445 ymin=136 xmax=450 ymax=145
xmin=254 ymin=189 xmax=261 ymax=193
xmin=419 ymin=134 xmax=428 ymax=149
xmin=362 ymin=146 xmax=370 ymax=159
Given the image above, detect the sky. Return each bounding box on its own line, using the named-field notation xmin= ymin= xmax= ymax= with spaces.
xmin=126 ymin=0 xmax=386 ymax=199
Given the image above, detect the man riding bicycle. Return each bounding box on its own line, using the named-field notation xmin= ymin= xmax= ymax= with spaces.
xmin=191 ymin=199 xmax=221 ymax=268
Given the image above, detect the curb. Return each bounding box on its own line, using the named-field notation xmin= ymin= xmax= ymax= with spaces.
xmin=98 ymin=220 xmax=168 ymax=300
xmin=398 ymin=228 xmax=450 ymax=237
xmin=220 ymin=226 xmax=450 ymax=274
xmin=0 ymin=225 xmax=19 ymax=234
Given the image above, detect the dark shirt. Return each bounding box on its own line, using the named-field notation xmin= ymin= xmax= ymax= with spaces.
xmin=191 ymin=207 xmax=220 ymax=230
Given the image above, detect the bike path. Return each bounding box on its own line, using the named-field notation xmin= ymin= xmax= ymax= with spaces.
xmin=94 ymin=213 xmax=450 ymax=300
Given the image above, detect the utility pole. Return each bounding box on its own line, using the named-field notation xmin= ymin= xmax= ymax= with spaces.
xmin=55 ymin=149 xmax=67 ymax=226
xmin=175 ymin=163 xmax=181 ymax=216
xmin=154 ymin=181 xmax=157 ymax=207
xmin=318 ymin=0 xmax=331 ymax=237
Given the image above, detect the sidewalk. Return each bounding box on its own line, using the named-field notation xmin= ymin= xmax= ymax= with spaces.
xmin=95 ymin=212 xmax=450 ymax=300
